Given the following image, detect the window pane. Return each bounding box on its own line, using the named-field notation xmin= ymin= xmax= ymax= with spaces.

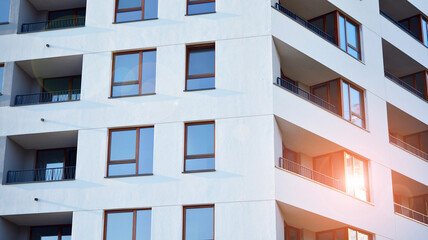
xmin=187 ymin=123 xmax=214 ymax=155
xmin=144 ymin=0 xmax=158 ymax=19
xmin=136 ymin=210 xmax=151 ymax=240
xmin=0 ymin=65 xmax=3 ymax=93
xmin=112 ymin=84 xmax=140 ymax=97
xmin=188 ymin=48 xmax=215 ymax=76
xmin=43 ymin=77 xmax=70 ymax=92
xmin=188 ymin=2 xmax=215 ymax=15
xmin=415 ymin=72 xmax=425 ymax=94
xmin=288 ymin=228 xmax=299 ymax=240
xmin=106 ymin=212 xmax=133 ymax=240
xmin=349 ymin=229 xmax=357 ymax=240
xmin=342 ymin=82 xmax=350 ymax=120
xmin=325 ymin=13 xmax=336 ymax=41
xmin=0 ymin=0 xmax=10 ymax=22
xmin=114 ymin=53 xmax=140 ymax=83
xmin=72 ymin=77 xmax=81 ymax=90
xmin=354 ymin=158 xmax=368 ymax=201
xmin=31 ymin=226 xmax=59 ymax=240
xmin=350 ymin=87 xmax=362 ymax=116
xmin=357 ymin=232 xmax=369 ymax=240
xmin=109 ymin=163 xmax=137 ymax=176
xmin=313 ymin=85 xmax=328 ymax=102
xmin=310 ymin=18 xmax=323 ymax=32
xmin=61 ymin=226 xmax=72 ymax=240
xmin=329 ymin=81 xmax=339 ymax=114
xmin=37 ymin=150 xmax=64 ymax=168
xmin=422 ymin=19 xmax=428 ymax=46
xmin=185 ymin=157 xmax=215 ymax=171
xmin=346 ymin=21 xmax=358 ymax=48
xmin=185 ymin=207 xmax=214 ymax=240
xmin=110 ymin=130 xmax=136 ymax=161
xmin=141 ymin=51 xmax=156 ymax=94
xmin=345 ymin=153 xmax=355 ymax=196
xmin=118 ymin=0 xmax=142 ymax=9
xmin=335 ymin=229 xmax=346 ymax=240
xmin=187 ymin=77 xmax=215 ymax=90
xmin=116 ymin=11 xmax=143 ymax=22
xmin=49 ymin=10 xmax=75 ymax=21
xmin=339 ymin=16 xmax=346 ymax=51
xmin=347 ymin=47 xmax=360 ymax=60
xmin=409 ymin=16 xmax=420 ymax=39
xmin=138 ymin=127 xmax=154 ymax=174
xmin=401 ymin=75 xmax=414 ymax=87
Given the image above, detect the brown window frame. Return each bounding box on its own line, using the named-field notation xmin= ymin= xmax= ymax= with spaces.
xmin=103 ymin=208 xmax=152 ymax=240
xmin=183 ymin=205 xmax=215 ymax=240
xmin=107 ymin=126 xmax=154 ymax=177
xmin=29 ymin=224 xmax=72 ymax=240
xmin=310 ymin=78 xmax=365 ymax=128
xmin=185 ymin=44 xmax=215 ymax=91
xmin=184 ymin=121 xmax=215 ymax=172
xmin=111 ymin=49 xmax=156 ymax=97
xmin=114 ymin=0 xmax=148 ymax=22
xmin=315 ymin=227 xmax=372 ymax=240
xmin=186 ymin=0 xmax=215 ymax=15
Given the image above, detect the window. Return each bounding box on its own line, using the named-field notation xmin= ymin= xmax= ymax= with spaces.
xmin=311 ymin=79 xmax=365 ymax=128
xmin=309 ymin=11 xmax=361 ymax=60
xmin=42 ymin=76 xmax=81 ymax=102
xmin=338 ymin=14 xmax=361 ymax=60
xmin=344 ymin=152 xmax=369 ymax=202
xmin=0 ymin=0 xmax=10 ymax=23
xmin=399 ymin=15 xmax=428 ymax=47
xmin=186 ymin=44 xmax=215 ymax=91
xmin=183 ymin=205 xmax=214 ymax=240
xmin=399 ymin=71 xmax=427 ymax=99
xmin=0 ymin=64 xmax=4 ymax=94
xmin=187 ymin=0 xmax=215 ymax=15
xmin=107 ymin=127 xmax=154 ymax=177
xmin=115 ymin=0 xmax=158 ymax=22
xmin=285 ymin=226 xmax=300 ymax=240
xmin=104 ymin=209 xmax=151 ymax=240
xmin=47 ymin=8 xmax=86 ymax=29
xmin=35 ymin=148 xmax=77 ymax=181
xmin=316 ymin=227 xmax=371 ymax=240
xmin=111 ymin=50 xmax=156 ymax=97
xmin=184 ymin=122 xmax=215 ymax=172
xmin=30 ymin=225 xmax=71 ymax=240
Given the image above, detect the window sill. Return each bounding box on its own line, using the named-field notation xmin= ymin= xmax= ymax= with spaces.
xmin=185 ymin=11 xmax=216 ymax=16
xmin=109 ymin=93 xmax=156 ymax=99
xmin=105 ymin=173 xmax=154 ymax=179
xmin=113 ymin=18 xmax=158 ymax=24
xmin=182 ymin=169 xmax=216 ymax=174
xmin=184 ymin=88 xmax=216 ymax=92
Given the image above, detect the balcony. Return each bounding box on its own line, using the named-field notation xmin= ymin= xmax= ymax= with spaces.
xmin=393 ymin=171 xmax=428 ymax=226
xmin=273 ymin=39 xmax=367 ymax=129
xmin=274 ymin=117 xmax=371 ymax=203
xmin=387 ymin=103 xmax=428 ymax=162
xmin=11 ymin=55 xmax=82 ymax=106
xmin=0 ymin=212 xmax=72 ymax=240
xmin=273 ymin=0 xmax=362 ymax=60
xmin=19 ymin=0 xmax=86 ymax=33
xmin=2 ymin=131 xmax=78 ymax=184
xmin=379 ymin=0 xmax=428 ymax=48
xmin=383 ymin=40 xmax=428 ymax=101
xmin=276 ymin=202 xmax=374 ymax=240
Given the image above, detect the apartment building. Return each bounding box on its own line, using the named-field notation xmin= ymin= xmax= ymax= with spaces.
xmin=0 ymin=0 xmax=427 ymax=239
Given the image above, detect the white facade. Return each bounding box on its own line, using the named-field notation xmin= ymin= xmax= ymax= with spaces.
xmin=0 ymin=0 xmax=427 ymax=239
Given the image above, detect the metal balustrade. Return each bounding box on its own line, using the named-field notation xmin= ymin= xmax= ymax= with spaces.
xmin=379 ymin=11 xmax=422 ymax=44
xmin=6 ymin=166 xmax=76 ymax=184
xmin=389 ymin=135 xmax=428 ymax=161
xmin=21 ymin=16 xmax=85 ymax=33
xmin=274 ymin=3 xmax=335 ymax=44
xmin=277 ymin=157 xmax=346 ymax=192
xmin=384 ymin=71 xmax=425 ymax=99
xmin=275 ymin=77 xmax=337 ymax=114
xmin=15 ymin=89 xmax=81 ymax=106
xmin=394 ymin=203 xmax=428 ymax=225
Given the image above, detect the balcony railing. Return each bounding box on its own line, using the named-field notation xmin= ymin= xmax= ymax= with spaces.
xmin=275 ymin=77 xmax=337 ymax=113
xmin=395 ymin=203 xmax=428 ymax=225
xmin=277 ymin=157 xmax=345 ymax=192
xmin=15 ymin=89 xmax=81 ymax=106
xmin=21 ymin=16 xmax=85 ymax=33
xmin=379 ymin=10 xmax=422 ymax=43
xmin=385 ymin=71 xmax=425 ymax=99
xmin=274 ymin=3 xmax=335 ymax=44
xmin=6 ymin=166 xmax=76 ymax=184
xmin=389 ymin=134 xmax=428 ymax=161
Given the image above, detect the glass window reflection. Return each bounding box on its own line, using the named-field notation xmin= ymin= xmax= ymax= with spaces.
xmin=185 ymin=122 xmax=215 ymax=172
xmin=184 ymin=206 xmax=214 ymax=240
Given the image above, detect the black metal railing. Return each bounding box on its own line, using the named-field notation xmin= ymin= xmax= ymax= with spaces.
xmin=389 ymin=134 xmax=428 ymax=161
xmin=7 ymin=166 xmax=76 ymax=184
xmin=384 ymin=71 xmax=425 ymax=99
xmin=15 ymin=89 xmax=81 ymax=106
xmin=276 ymin=77 xmax=337 ymax=113
xmin=395 ymin=203 xmax=428 ymax=225
xmin=379 ymin=11 xmax=422 ymax=43
xmin=274 ymin=3 xmax=335 ymax=44
xmin=21 ymin=16 xmax=85 ymax=33
xmin=277 ymin=157 xmax=346 ymax=191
